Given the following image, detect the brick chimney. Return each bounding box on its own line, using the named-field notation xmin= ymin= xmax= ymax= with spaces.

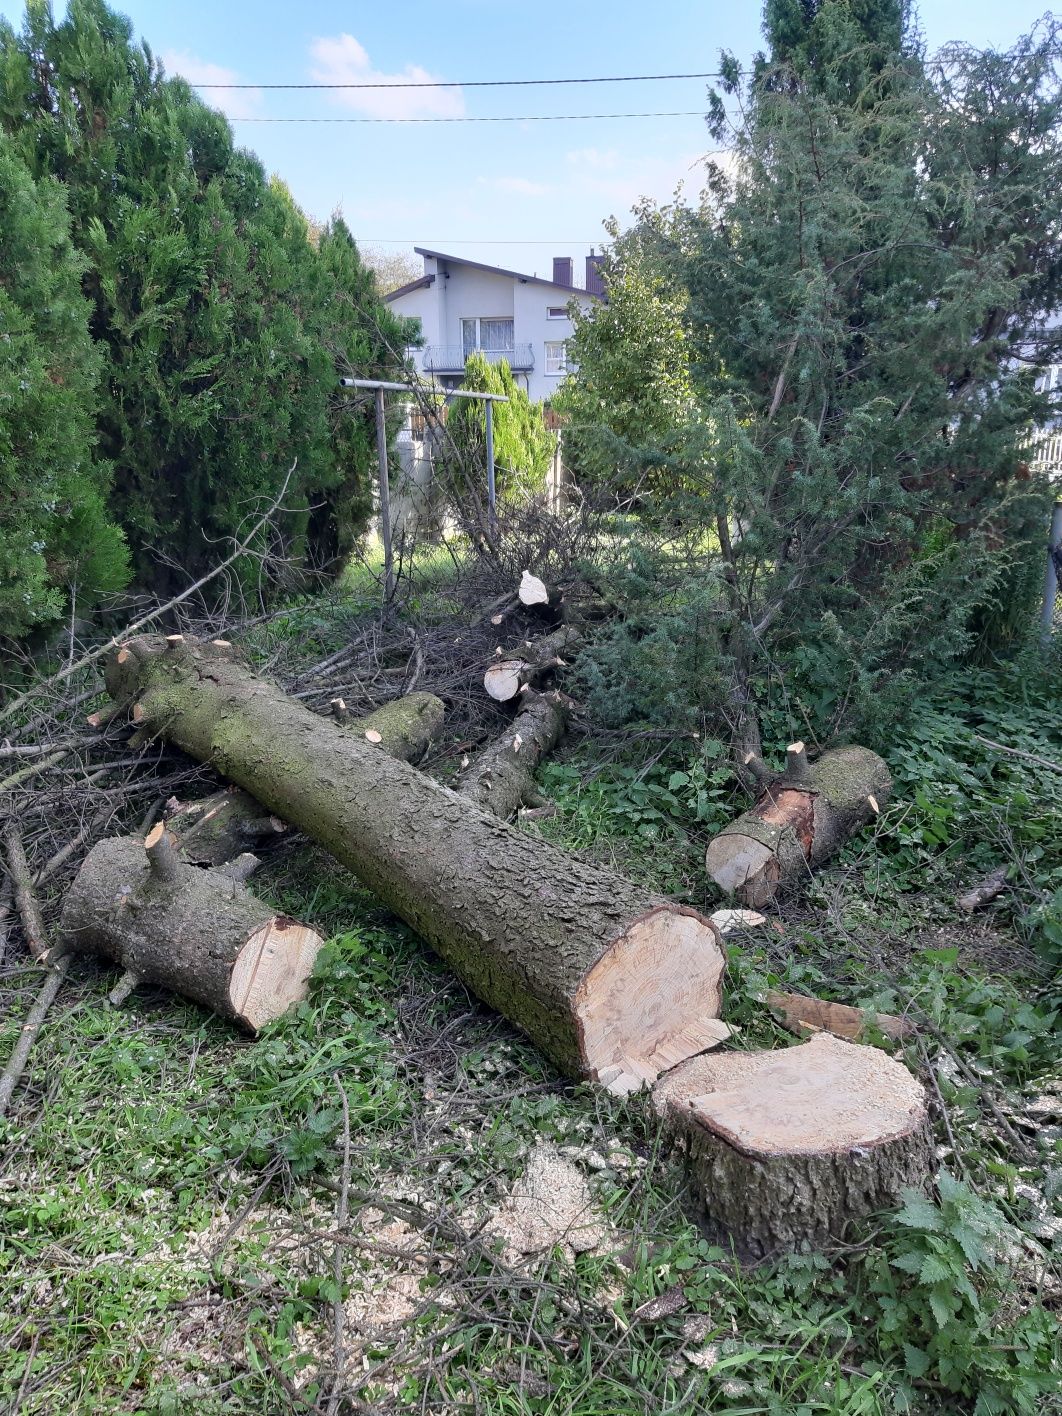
xmin=585 ymin=251 xmax=606 ymax=297
xmin=552 ymin=256 xmax=573 ymax=287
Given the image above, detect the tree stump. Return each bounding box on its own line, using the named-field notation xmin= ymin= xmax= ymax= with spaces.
xmin=653 ymin=1033 xmax=932 ymax=1256
xmin=706 ymin=743 xmax=891 ymax=905
xmin=59 ymin=824 xmax=324 ymax=1030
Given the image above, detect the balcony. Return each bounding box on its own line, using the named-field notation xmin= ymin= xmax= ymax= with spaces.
xmin=1028 ymin=428 xmax=1062 ymax=474
xmin=421 ymin=344 xmax=535 ymax=374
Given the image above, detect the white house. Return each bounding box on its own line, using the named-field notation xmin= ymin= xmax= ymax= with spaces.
xmin=384 ymin=247 xmax=604 ymax=404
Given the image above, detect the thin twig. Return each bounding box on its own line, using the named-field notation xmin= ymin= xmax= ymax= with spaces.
xmin=4 ymin=823 xmax=47 ymax=959
xmin=327 ymin=1077 xmax=352 ymax=1416
xmin=0 ymin=957 xmax=70 ymax=1117
xmin=0 ymin=751 xmax=70 ymax=795
xmin=972 ymin=733 xmax=1062 ymax=775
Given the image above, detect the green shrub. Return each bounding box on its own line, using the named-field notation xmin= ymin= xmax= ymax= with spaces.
xmin=0 ymin=128 xmax=128 ymax=637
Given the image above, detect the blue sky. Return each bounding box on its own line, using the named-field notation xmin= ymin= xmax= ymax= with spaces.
xmin=1 ymin=1 xmax=1056 ymax=279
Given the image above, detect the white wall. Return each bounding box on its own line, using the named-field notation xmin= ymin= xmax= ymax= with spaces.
xmin=388 ymin=255 xmax=598 ymax=404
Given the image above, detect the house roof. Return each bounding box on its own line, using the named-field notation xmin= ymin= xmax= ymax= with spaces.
xmin=382 ymin=247 xmax=597 ymax=302
xmin=383 ymin=273 xmax=435 ymax=301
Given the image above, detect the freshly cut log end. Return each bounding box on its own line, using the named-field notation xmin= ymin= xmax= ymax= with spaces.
xmin=576 ymin=907 xmax=727 ymax=1092
xmin=518 ymin=570 xmax=564 ymax=618
xmin=484 ymin=659 xmax=531 ymax=703
xmin=706 ymin=744 xmax=891 ymax=906
xmin=228 ymin=918 xmax=324 ymax=1031
xmin=59 ymin=832 xmax=324 ymax=1031
xmin=653 ymin=1033 xmax=932 ymax=1256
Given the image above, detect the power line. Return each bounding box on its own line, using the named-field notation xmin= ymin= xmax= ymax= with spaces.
xmin=231 ymin=110 xmax=706 ymax=124
xmin=195 ymin=70 xmax=722 ymax=90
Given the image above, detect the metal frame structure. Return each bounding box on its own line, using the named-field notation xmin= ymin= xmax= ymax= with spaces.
xmin=339 ymin=376 xmax=508 ymax=603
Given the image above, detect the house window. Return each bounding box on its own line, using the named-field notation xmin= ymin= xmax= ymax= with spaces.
xmin=546 ymin=306 xmax=567 ymax=320
xmin=461 ymin=317 xmax=514 ymax=358
xmin=544 ymin=340 xmax=570 ymax=376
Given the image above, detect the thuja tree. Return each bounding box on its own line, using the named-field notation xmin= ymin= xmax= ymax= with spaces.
xmin=557 ymin=213 xmax=696 ymax=497
xmin=0 ymin=129 xmax=128 ymax=638
xmin=443 ymin=353 xmax=555 ymax=503
xmin=0 ymin=0 xmax=409 ymax=593
xmin=572 ymin=2 xmax=1062 ymax=750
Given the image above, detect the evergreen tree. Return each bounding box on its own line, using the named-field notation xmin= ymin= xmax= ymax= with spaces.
xmin=443 ymin=354 xmax=555 ymax=502
xmin=0 ymin=128 xmax=127 ymax=637
xmin=0 ymin=0 xmax=408 ymax=595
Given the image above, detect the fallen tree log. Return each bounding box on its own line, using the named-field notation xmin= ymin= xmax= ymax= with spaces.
xmin=330 ymin=691 xmax=445 ymax=765
xmin=653 ymin=1033 xmax=931 ymax=1256
xmin=459 ymin=692 xmax=568 ymax=821
xmin=169 ymin=692 xmax=446 ymax=866
xmin=169 ymin=787 xmax=289 ymax=868
xmin=104 ymin=636 xmax=725 ymax=1084
xmin=58 ymin=823 xmax=324 ymax=1030
xmin=955 ymin=866 xmax=1009 ymax=914
xmin=705 ymin=742 xmax=891 ymax=906
xmin=483 ymin=625 xmax=582 ymax=704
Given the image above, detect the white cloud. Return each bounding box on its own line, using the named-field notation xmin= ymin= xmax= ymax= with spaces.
xmin=160 ymin=50 xmax=265 ymax=122
xmin=477 ymin=176 xmax=551 ymax=197
xmin=565 ymin=147 xmax=622 ymax=172
xmin=308 ymin=35 xmax=464 ymax=120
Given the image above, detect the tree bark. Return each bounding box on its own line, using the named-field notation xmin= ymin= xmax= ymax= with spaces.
xmin=483 ymin=625 xmax=581 ymax=704
xmin=59 ymin=824 xmax=324 ymax=1030
xmin=653 ymin=1033 xmax=932 ymax=1257
xmin=331 ymin=691 xmax=445 ymax=765
xmin=706 ymin=743 xmax=891 ymax=906
xmin=104 ymin=636 xmax=725 ymax=1083
xmin=458 ymin=692 xmax=568 ymax=821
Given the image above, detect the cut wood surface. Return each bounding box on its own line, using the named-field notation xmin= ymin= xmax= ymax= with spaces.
xmin=764 ymin=989 xmax=915 ymax=1043
xmin=653 ymin=1033 xmax=931 ymax=1255
xmin=104 ymin=636 xmax=725 ymax=1083
xmin=706 ymin=743 xmax=891 ymax=906
xmin=458 ymin=692 xmax=568 ymax=821
xmin=59 ymin=823 xmax=324 ymax=1030
xmin=483 ymin=625 xmax=581 ymax=703
xmin=518 ymin=570 xmax=564 ymax=618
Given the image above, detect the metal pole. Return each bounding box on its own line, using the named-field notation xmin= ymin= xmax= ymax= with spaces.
xmin=375 ymin=386 xmax=394 ymax=605
xmin=485 ymin=397 xmax=497 ymax=520
xmin=1041 ymin=499 xmax=1062 ymax=645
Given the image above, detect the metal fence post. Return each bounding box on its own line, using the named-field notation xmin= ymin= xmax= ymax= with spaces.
xmin=375 ymin=385 xmax=394 ymax=605
xmin=1041 ymin=499 xmax=1062 ymax=646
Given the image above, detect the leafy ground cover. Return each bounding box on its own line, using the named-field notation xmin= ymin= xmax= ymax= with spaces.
xmin=0 ymin=602 xmax=1058 ymax=1415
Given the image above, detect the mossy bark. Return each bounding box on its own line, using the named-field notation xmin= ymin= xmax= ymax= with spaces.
xmin=59 ymin=832 xmax=322 ymax=1029
xmin=706 ymin=745 xmax=891 ymax=905
xmin=104 ymin=636 xmax=721 ymax=1078
xmin=343 ymin=692 xmax=444 ymax=764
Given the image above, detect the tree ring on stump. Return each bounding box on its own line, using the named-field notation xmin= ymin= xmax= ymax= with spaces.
xmin=228 ymin=918 xmax=324 ymax=1031
xmin=575 ymin=907 xmax=726 ymax=1088
xmin=653 ymin=1033 xmax=931 ymax=1255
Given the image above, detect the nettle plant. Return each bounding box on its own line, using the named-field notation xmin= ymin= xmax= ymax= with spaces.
xmin=861 ymin=1173 xmax=1057 ymax=1413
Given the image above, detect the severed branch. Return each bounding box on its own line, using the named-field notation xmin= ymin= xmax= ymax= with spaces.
xmin=0 ymin=958 xmax=71 ymax=1118
xmin=4 ymin=823 xmax=47 ymax=959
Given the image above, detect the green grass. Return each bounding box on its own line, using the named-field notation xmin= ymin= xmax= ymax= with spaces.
xmin=1 ymin=643 xmax=1059 ymax=1412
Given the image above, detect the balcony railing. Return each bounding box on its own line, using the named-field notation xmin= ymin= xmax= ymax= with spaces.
xmin=1027 ymin=428 xmax=1062 ymax=473
xmin=421 ymin=344 xmax=534 ymax=374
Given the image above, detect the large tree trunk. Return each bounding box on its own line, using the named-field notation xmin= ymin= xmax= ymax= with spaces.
xmin=706 ymin=742 xmax=891 ymax=906
xmin=653 ymin=1033 xmax=932 ymax=1256
xmin=59 ymin=824 xmax=324 ymax=1030
xmin=104 ymin=637 xmax=725 ymax=1084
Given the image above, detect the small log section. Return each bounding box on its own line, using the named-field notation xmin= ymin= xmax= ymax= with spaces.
xmin=104 ymin=636 xmax=725 ymax=1084
xmin=484 ymin=625 xmax=581 ymax=704
xmin=459 ymin=692 xmax=569 ymax=821
xmin=331 ymin=691 xmax=445 ymax=765
xmin=653 ymin=1033 xmax=931 ymax=1256
xmin=169 ymin=787 xmax=288 ymax=868
xmin=59 ymin=824 xmax=324 ymax=1030
xmin=706 ymin=743 xmax=891 ymax=906
xmin=765 ymin=989 xmax=915 ymax=1044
